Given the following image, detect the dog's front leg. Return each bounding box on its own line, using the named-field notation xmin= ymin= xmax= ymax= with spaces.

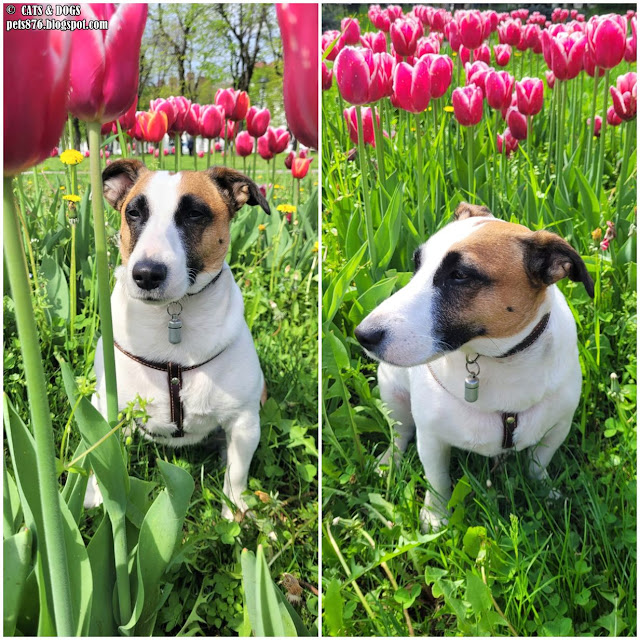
xmin=528 ymin=416 xmax=572 ymax=499
xmin=416 ymin=433 xmax=452 ymax=531
xmin=221 ymin=410 xmax=261 ymax=520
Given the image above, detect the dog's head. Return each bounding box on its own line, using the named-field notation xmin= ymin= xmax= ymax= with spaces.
xmin=102 ymin=159 xmax=269 ymax=303
xmin=355 ymin=203 xmax=594 ymax=367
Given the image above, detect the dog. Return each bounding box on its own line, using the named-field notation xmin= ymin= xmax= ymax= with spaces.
xmin=91 ymin=159 xmax=270 ymax=520
xmin=354 ymin=203 xmax=594 ymax=530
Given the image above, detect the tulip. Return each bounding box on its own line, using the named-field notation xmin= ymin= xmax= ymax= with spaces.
xmin=452 ymin=83 xmax=483 ymax=126
xmin=341 ymin=17 xmax=361 ymax=45
xmin=215 ymin=88 xmax=236 ymax=119
xmin=199 ymin=105 xmax=225 ymax=139
xmin=214 ymin=142 xmax=222 ymax=153
xmin=230 ymin=90 xmax=250 ymax=121
xmin=284 ymin=150 xmax=295 ymax=169
xmin=506 ymin=106 xmax=528 ymax=139
xmin=607 ymin=105 xmax=623 ymax=126
xmin=101 ymin=121 xmax=115 ymax=136
xmin=127 ymin=114 xmax=144 ymax=141
xmin=322 ymin=62 xmax=333 ymax=91
xmin=387 ymin=5 xmax=404 ymax=22
xmin=184 ymin=103 xmax=201 ymax=137
xmin=222 ymin=120 xmax=237 ymax=141
xmin=521 ymin=24 xmax=542 ymax=52
xmin=344 ymin=106 xmax=378 ymax=146
xmin=322 ymin=30 xmax=342 ymax=61
xmin=473 ymin=44 xmax=491 ymax=65
xmin=497 ymin=128 xmax=518 ymax=156
xmin=390 ymin=17 xmax=423 ymax=57
xmin=137 ymin=111 xmax=169 ymax=143
xmin=624 ymin=16 xmax=637 ymax=62
xmin=150 ymin=98 xmax=177 ymax=131
xmin=246 ymin=106 xmax=270 ymax=139
xmin=431 ymin=8 xmax=449 ymax=32
xmin=69 ymin=4 xmax=148 ymax=123
xmin=277 ymin=3 xmax=318 ymax=149
xmin=291 ymin=156 xmax=313 ymax=179
xmin=197 ymin=151 xmax=204 ymax=158
xmin=610 ymin=72 xmax=637 ymax=121
xmin=416 ymin=35 xmax=440 ymax=57
xmin=257 ymin=134 xmax=274 ymax=160
xmin=515 ymin=77 xmax=544 ymax=115
xmin=118 ymin=97 xmax=138 ymax=131
xmin=370 ymin=8 xmax=391 ymax=32
xmin=586 ymin=14 xmax=627 ymax=69
xmin=164 ymin=148 xmax=169 ymax=156
xmin=493 ymin=44 xmax=512 ymax=66
xmin=154 ymin=149 xmax=159 ymax=158
xmin=391 ymin=59 xmax=431 ymax=113
xmin=459 ymin=46 xmax=471 ymax=67
xmin=457 ymin=10 xmax=485 ymax=50
xmin=361 ymin=31 xmax=387 ymax=53
xmin=465 ymin=61 xmax=491 ymax=96
xmin=84 ymin=150 xmax=91 ymax=158
xmin=498 ymin=18 xmax=522 ymax=47
xmin=267 ymin=126 xmax=290 ymax=154
xmin=235 ymin=131 xmax=254 ymax=157
xmin=444 ymin=20 xmax=462 ymax=53
xmin=167 ymin=96 xmax=192 ymax=133
xmin=587 ymin=115 xmax=602 ymax=137
xmin=485 ymin=70 xmax=515 ymax=111
xmin=583 ymin=44 xmax=606 ymax=78
xmin=545 ymin=70 xmax=556 ymax=89
xmin=423 ymin=54 xmax=453 ymax=98
xmin=334 ymin=47 xmax=394 ymax=104
xmin=541 ymin=30 xmax=586 ymax=81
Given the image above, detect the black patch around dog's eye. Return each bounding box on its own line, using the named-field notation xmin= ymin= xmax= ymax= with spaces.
xmin=413 ymin=247 xmax=422 ymax=273
xmin=174 ymin=194 xmax=213 ymax=227
xmin=125 ymin=194 xmax=149 ymax=252
xmin=174 ymin=195 xmax=214 ymax=284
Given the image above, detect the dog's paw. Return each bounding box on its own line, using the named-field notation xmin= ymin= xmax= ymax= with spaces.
xmin=221 ymin=499 xmax=251 ymax=522
xmin=419 ymin=506 xmax=448 ymax=533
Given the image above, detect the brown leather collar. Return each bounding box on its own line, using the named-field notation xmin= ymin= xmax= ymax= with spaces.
xmin=496 ymin=312 xmax=551 ymax=358
xmin=113 ymin=341 xmax=225 ymax=438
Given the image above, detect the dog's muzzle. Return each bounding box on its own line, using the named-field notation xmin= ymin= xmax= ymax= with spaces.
xmin=132 ymin=259 xmax=168 ymax=291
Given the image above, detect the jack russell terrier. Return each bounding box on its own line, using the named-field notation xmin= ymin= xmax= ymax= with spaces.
xmin=355 ymin=203 xmax=594 ymax=530
xmin=91 ymin=159 xmax=270 ymax=520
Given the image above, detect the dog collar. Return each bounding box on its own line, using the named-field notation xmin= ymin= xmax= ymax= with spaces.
xmin=113 ymin=341 xmax=226 ymax=438
xmin=496 ymin=312 xmax=551 ymax=359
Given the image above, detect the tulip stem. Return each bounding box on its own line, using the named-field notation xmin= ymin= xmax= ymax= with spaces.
xmin=467 ymin=125 xmax=475 ymax=203
xmin=555 ymin=80 xmax=567 ymax=193
xmin=174 ymin=133 xmax=181 ymax=172
xmin=414 ymin=112 xmax=425 ymax=239
xmin=4 ymin=176 xmax=75 ymax=637
xmin=586 ymin=68 xmax=600 ymax=176
xmin=595 ymin=68 xmax=611 ymax=194
xmin=252 ymin=142 xmax=257 ymax=180
xmin=373 ymin=105 xmax=386 ymax=190
xmin=356 ymin=105 xmax=377 ymax=272
xmin=87 ymin=122 xmax=119 ymax=424
xmin=14 ymin=175 xmax=40 ymax=296
xmin=207 ymin=141 xmax=213 ymax=169
xmin=615 ymin=120 xmax=634 ymax=221
xmin=116 ymin=120 xmax=128 ymax=160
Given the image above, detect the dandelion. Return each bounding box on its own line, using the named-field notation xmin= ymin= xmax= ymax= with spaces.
xmin=312 ymin=241 xmax=319 ymax=253
xmin=63 ymin=194 xmax=81 ymax=203
xmin=443 ymin=105 xmax=455 ymax=113
xmin=277 ymin=204 xmax=297 ymax=214
xmin=591 ymin=228 xmax=603 ymax=242
xmin=258 ymin=224 xmax=266 ymax=232
xmin=60 ymin=149 xmax=84 ymax=165
xmin=59 ymin=185 xmax=66 ymax=190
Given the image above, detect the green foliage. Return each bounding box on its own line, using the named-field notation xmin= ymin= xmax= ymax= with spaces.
xmin=322 ymin=10 xmax=636 ymax=637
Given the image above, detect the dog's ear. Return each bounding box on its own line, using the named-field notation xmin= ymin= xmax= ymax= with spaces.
xmin=521 ymin=230 xmax=594 ymax=298
xmin=102 ymin=159 xmax=148 ymax=210
xmin=454 ymin=202 xmax=494 ymax=221
xmin=207 ymin=167 xmax=270 ymax=217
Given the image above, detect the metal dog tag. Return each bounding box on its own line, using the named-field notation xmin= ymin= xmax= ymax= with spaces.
xmin=168 ymin=316 xmax=182 ymax=344
xmin=464 ymin=375 xmax=479 ymax=402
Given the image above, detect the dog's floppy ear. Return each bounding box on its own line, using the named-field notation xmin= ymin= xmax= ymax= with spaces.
xmin=454 ymin=202 xmax=494 ymax=221
xmin=207 ymin=166 xmax=270 ymax=217
xmin=521 ymin=230 xmax=594 ymax=298
xmin=102 ymin=159 xmax=148 ymax=210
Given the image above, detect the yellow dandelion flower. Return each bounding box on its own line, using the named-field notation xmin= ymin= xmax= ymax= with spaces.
xmin=63 ymin=194 xmax=81 ymax=202
xmin=258 ymin=224 xmax=266 ymax=231
xmin=60 ymin=149 xmax=84 ymax=165
xmin=444 ymin=105 xmax=455 ymax=113
xmin=312 ymin=241 xmax=319 ymax=253
xmin=276 ymin=204 xmax=297 ymax=214
xmin=60 ymin=185 xmax=66 ymax=190
xmin=452 ymin=51 xmax=457 ymax=57
xmin=274 ymin=184 xmax=282 ymax=189
xmin=591 ymin=228 xmax=602 ymax=242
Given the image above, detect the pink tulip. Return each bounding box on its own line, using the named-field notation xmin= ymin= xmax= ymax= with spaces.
xmin=498 ymin=18 xmax=522 ymax=47
xmin=515 ymin=77 xmax=544 ymax=115
xmin=452 ymin=84 xmax=483 ymax=126
xmin=465 ymin=61 xmax=491 ymax=96
xmin=610 ymin=72 xmax=637 ymax=121
xmin=391 ymin=59 xmax=431 ymax=113
xmin=322 ymin=62 xmax=333 ymax=91
xmin=369 ymin=6 xmax=391 ymax=32
xmin=607 ymin=105 xmax=623 ymax=126
xmin=457 ymin=10 xmax=485 ymax=50
xmin=416 ymin=35 xmax=440 ymax=57
xmin=222 ymin=120 xmax=236 ymax=141
xmin=235 ymin=131 xmax=254 ymax=157
xmin=473 ymin=43 xmax=491 ymax=64
xmin=215 ymin=89 xmax=236 ymax=119
xmin=127 ymin=114 xmax=144 ymax=141
xmin=423 ymin=54 xmax=453 ymax=98
xmin=84 ymin=150 xmax=90 ymax=158
xmin=506 ymin=106 xmax=528 ymax=139
xmin=512 ymin=9 xmax=529 ymax=21
xmin=150 ymin=98 xmax=177 ymax=131
xmin=552 ymin=8 xmax=569 ymax=24
xmin=118 ymin=97 xmax=138 ymax=131
xmin=230 ymin=91 xmax=250 ymax=122
xmin=322 ymin=30 xmax=342 ymax=62
xmin=284 ymin=150 xmax=295 ymax=170
xmin=545 ymin=70 xmax=556 ymax=89
xmin=214 ymin=142 xmax=222 ymax=153
xmin=444 ymin=20 xmax=462 ymax=53
xmin=625 ymin=16 xmax=637 ymax=62
xmin=587 ymin=115 xmax=602 ymax=137
xmin=246 ymin=106 xmax=271 ymax=138
xmin=184 ymin=103 xmax=201 ymax=137
xmin=485 ymin=70 xmax=515 ymax=111
xmin=154 ymin=149 xmax=159 ymax=158
xmin=334 ymin=47 xmax=394 ymax=104
xmin=163 ymin=148 xmax=169 ymax=156
xmin=521 ymin=24 xmax=542 ymax=52
xmin=459 ymin=46 xmax=471 ymax=67
xmin=137 ymin=111 xmax=168 ymax=143
xmin=431 ymin=8 xmax=450 ymax=32
xmin=277 ymin=3 xmax=318 ymax=149
xmin=583 ymin=44 xmax=606 ymax=78
xmin=68 ymin=4 xmax=147 ymax=123
xmin=341 ymin=17 xmax=361 ymax=45
xmin=541 ymin=30 xmax=586 ymax=81
xmin=387 ymin=5 xmax=404 ymax=22
xmin=493 ymin=44 xmax=512 ymax=66
xmin=257 ymin=134 xmax=274 ymax=160
xmin=390 ymin=17 xmax=423 ymax=57
xmin=586 ymin=14 xmax=627 ymax=70
xmin=167 ymin=96 xmax=192 ymax=133
xmin=344 ymin=106 xmax=378 ymax=146
xmin=291 ymin=156 xmax=313 ymax=179
xmin=50 ymin=147 xmax=59 ymax=158
xmin=360 ymin=31 xmax=387 ymax=53
xmin=497 ymin=128 xmax=519 ymax=157
xmin=101 ymin=121 xmax=115 ymax=136
xmin=267 ymin=126 xmax=290 ymax=154
xmin=198 ymin=105 xmax=224 ymax=139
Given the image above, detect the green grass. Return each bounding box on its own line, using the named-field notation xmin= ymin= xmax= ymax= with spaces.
xmin=4 ymin=148 xmax=319 ymax=635
xmin=321 ymin=10 xmax=636 ymax=637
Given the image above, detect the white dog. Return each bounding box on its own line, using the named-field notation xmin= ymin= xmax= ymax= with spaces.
xmin=355 ymin=204 xmax=594 ymax=530
xmin=91 ymin=159 xmax=269 ymax=519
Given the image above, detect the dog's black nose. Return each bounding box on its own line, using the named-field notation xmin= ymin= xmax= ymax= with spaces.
xmin=355 ymin=325 xmax=386 ymax=350
xmin=132 ymin=260 xmax=167 ymax=290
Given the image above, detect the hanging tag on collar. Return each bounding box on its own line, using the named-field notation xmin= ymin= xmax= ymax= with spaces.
xmin=464 ymin=354 xmax=480 ymax=402
xmin=167 ymin=302 xmax=183 ymax=344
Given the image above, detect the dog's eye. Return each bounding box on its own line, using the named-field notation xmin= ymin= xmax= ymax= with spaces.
xmin=449 ymin=269 xmax=469 ymax=282
xmin=184 ymin=209 xmax=206 ymax=221
xmin=126 ymin=209 xmax=141 ymax=220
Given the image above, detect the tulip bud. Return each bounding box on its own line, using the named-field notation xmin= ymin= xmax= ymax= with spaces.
xmin=322 ymin=30 xmax=342 ymax=62
xmin=610 ymin=72 xmax=637 ymax=121
xmin=457 ymin=10 xmax=485 ymax=51
xmin=473 ymin=43 xmax=491 ymax=65
xmin=291 ymin=156 xmax=313 ymax=179
xmin=341 ymin=17 xmax=361 ymax=46
xmin=506 ymin=106 xmax=528 ymax=139
xmin=390 ymin=17 xmax=423 ymax=57
xmin=497 ymin=128 xmax=519 ymax=157
xmin=515 ymin=77 xmax=544 ymax=115
xmin=322 ymin=62 xmax=333 ymax=91
xmin=137 ymin=111 xmax=169 ymax=143
xmin=493 ymin=44 xmax=512 ymax=66
xmin=607 ymin=105 xmax=623 ymax=126
xmin=344 ymin=106 xmax=378 ymax=147
xmin=267 ymin=126 xmax=290 ymax=154
xmin=485 ymin=70 xmax=515 ymax=111
xmin=361 ymin=31 xmax=387 ymax=53
xmin=246 ymin=106 xmax=271 ymax=138
xmin=422 ymin=54 xmax=453 ymax=99
xmin=257 ymin=134 xmax=274 ymax=160
xmin=452 ymin=83 xmax=483 ymax=126
xmin=284 ymin=150 xmax=295 ymax=169
xmin=199 ymin=105 xmax=225 ymax=139
xmin=391 ymin=59 xmax=431 ymax=113
xmin=235 ymin=131 xmax=254 ymax=157
xmin=545 ymin=70 xmax=556 ymax=89
xmin=587 ymin=115 xmax=602 ymax=137
xmin=586 ymin=14 xmax=627 ymax=70
xmin=498 ymin=18 xmax=522 ymax=47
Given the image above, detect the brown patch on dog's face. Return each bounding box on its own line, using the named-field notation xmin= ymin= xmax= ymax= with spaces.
xmin=117 ymin=171 xmax=155 ymax=263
